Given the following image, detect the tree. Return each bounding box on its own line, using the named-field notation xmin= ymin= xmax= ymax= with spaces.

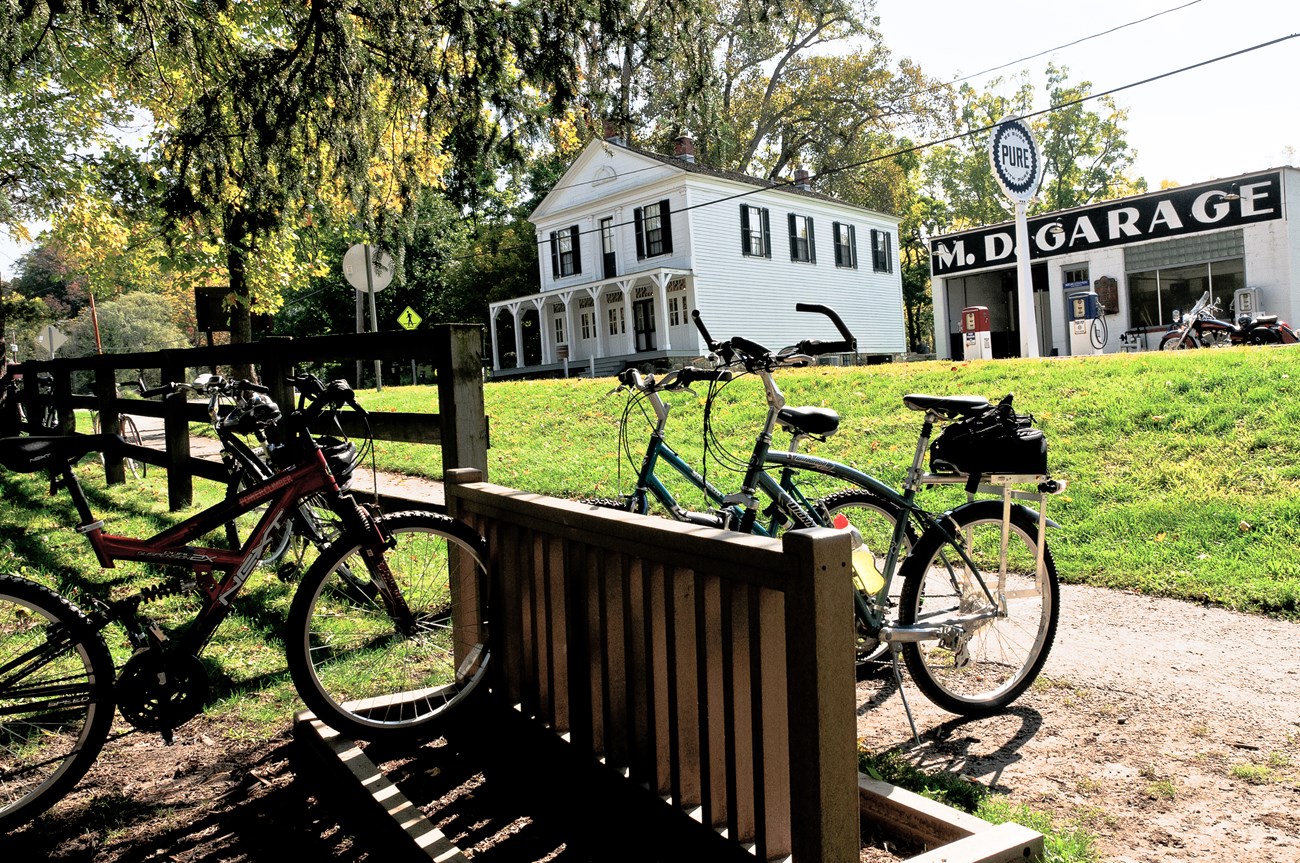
xmin=922 ymin=66 xmax=1145 ymax=228
xmin=59 ymin=290 xmax=189 ymax=361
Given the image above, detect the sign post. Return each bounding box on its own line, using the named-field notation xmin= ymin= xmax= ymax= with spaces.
xmin=989 ymin=118 xmax=1044 ymax=359
xmin=343 ymin=244 xmax=394 ymax=391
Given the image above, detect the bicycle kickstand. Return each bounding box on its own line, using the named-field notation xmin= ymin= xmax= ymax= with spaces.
xmin=890 ymin=644 xmax=922 ymax=747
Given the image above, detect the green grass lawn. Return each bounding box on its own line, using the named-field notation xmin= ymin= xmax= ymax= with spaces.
xmin=364 ymin=345 xmax=1300 ymax=619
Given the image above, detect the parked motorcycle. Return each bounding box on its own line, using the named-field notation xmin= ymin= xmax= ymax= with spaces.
xmin=1159 ymin=291 xmax=1300 ymax=350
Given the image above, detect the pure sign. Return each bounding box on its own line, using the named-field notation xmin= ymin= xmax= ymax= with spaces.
xmin=989 ymin=118 xmax=1042 ymax=203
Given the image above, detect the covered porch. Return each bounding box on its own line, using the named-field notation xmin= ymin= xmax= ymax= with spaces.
xmin=488 ymin=267 xmax=698 ymax=375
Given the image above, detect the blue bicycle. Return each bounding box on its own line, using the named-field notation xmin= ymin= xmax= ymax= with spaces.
xmin=586 ymin=305 xmax=1065 ymax=716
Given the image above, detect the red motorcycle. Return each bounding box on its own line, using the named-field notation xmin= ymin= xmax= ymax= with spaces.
xmin=1160 ymin=291 xmax=1300 ymax=350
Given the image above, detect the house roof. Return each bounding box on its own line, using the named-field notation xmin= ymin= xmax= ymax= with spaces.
xmin=531 ymin=137 xmax=899 ymax=223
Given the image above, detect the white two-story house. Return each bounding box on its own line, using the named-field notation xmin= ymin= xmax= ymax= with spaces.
xmin=488 ymin=135 xmax=906 ymax=376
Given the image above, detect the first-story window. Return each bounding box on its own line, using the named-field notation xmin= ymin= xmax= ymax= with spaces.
xmin=1127 ymin=259 xmax=1244 ymax=330
xmin=608 ymin=306 xmax=625 ymax=336
xmin=833 ymin=222 xmax=857 ymax=268
xmin=581 ymin=312 xmax=593 ymax=340
xmin=669 ymin=295 xmax=684 ymax=326
xmin=550 ymin=225 xmax=582 ymax=278
xmin=788 ymin=214 xmax=816 ymax=263
xmin=871 ymin=228 xmax=893 ymax=273
xmin=554 ymin=316 xmax=565 ymax=346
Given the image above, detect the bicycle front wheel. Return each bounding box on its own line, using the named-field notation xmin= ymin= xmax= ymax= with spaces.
xmin=0 ymin=575 xmax=116 ymax=832
xmin=285 ymin=511 xmax=490 ymax=740
xmin=897 ymin=500 xmax=1059 ymax=716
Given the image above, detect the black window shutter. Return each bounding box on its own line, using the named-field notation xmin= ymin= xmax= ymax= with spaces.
xmin=788 ymin=213 xmax=798 ymax=260
xmin=550 ymin=232 xmax=560 ymax=279
xmin=807 ymin=218 xmax=816 ymax=264
xmin=833 ymin=222 xmax=843 ymax=266
xmin=884 ymin=231 xmax=892 ymax=272
xmin=634 ymin=207 xmax=646 ymax=259
xmin=849 ymin=225 xmax=857 ymax=269
xmin=871 ymin=228 xmax=881 ymax=270
xmin=659 ymin=199 xmax=673 ymax=254
xmin=570 ymin=225 xmax=582 ymax=274
xmin=740 ymin=205 xmax=751 ymax=255
xmin=761 ymin=208 xmax=771 ymax=258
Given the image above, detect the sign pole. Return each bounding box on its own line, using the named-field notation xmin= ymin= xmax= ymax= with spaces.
xmin=355 ymin=289 xmax=364 ymax=388
xmin=364 ymin=245 xmax=383 ymax=392
xmin=1014 ymin=200 xmax=1038 ymax=358
xmin=989 ymin=117 xmax=1044 ymax=359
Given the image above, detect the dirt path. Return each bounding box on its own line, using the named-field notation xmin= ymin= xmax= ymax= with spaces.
xmin=5 ymin=584 xmax=1298 ymax=862
xmin=857 ymin=584 xmax=1300 ymax=862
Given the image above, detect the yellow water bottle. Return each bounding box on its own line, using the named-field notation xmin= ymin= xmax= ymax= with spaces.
xmin=833 ymin=514 xmax=884 ymax=594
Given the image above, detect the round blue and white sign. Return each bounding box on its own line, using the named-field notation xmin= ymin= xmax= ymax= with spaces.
xmin=989 ymin=118 xmax=1042 ymax=203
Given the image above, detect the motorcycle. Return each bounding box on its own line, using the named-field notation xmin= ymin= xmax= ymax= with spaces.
xmin=1159 ymin=291 xmax=1300 ymax=350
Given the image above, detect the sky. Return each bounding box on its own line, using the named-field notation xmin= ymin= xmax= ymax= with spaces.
xmin=876 ymin=0 xmax=1299 ymax=186
xmin=2 ymin=0 xmax=1297 ymax=281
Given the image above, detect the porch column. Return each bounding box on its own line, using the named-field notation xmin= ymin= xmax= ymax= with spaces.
xmin=586 ymin=286 xmax=605 ymax=364
xmin=533 ymin=297 xmax=552 ymax=365
xmin=560 ymin=291 xmax=576 ymax=367
xmin=652 ymin=271 xmax=673 ymax=351
xmin=490 ymin=306 xmax=504 ymax=371
xmin=511 ymin=304 xmax=525 ymax=368
xmin=619 ymin=279 xmax=635 ymax=355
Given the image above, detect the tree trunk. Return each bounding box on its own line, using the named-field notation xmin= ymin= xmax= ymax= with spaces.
xmin=225 ymin=217 xmax=256 ymax=382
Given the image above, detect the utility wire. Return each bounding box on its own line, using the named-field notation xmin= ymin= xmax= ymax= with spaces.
xmin=474 ymin=32 xmax=1300 ymax=269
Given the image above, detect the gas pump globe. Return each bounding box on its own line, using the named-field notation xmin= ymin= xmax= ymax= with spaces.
xmin=960 ymin=306 xmax=992 ymax=360
xmin=1068 ymin=291 xmax=1104 ymax=356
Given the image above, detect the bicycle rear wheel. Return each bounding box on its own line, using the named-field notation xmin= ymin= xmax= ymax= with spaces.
xmin=814 ymin=489 xmax=915 ymax=678
xmin=285 ymin=511 xmax=491 ymax=740
xmin=0 ymin=575 xmax=115 ymax=832
xmin=897 ymin=500 xmax=1058 ymax=716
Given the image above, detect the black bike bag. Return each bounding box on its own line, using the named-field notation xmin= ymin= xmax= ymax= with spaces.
xmin=929 ymin=394 xmax=1047 ymax=484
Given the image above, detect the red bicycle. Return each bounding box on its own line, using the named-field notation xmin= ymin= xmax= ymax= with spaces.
xmin=0 ymin=376 xmax=490 ymax=831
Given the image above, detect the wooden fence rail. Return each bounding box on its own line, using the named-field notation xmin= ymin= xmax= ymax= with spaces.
xmin=445 ymin=471 xmax=860 ymax=863
xmin=8 ymin=325 xmax=487 ymax=510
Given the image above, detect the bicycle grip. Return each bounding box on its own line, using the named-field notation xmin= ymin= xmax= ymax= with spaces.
xmin=796 ymin=338 xmax=853 ymax=356
xmin=676 ymin=367 xmax=733 ymax=386
xmin=731 ymin=336 xmax=771 ymax=359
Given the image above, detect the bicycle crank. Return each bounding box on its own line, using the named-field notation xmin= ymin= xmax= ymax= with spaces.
xmin=116 ymin=648 xmax=209 ymax=741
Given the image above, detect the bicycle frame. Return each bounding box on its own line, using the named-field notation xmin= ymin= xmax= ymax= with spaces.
xmin=62 ymin=444 xmax=377 ymax=655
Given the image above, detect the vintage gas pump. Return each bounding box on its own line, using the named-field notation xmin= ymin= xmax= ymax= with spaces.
xmin=1068 ymin=291 xmax=1104 ymax=356
xmin=961 ymin=306 xmax=992 ymax=360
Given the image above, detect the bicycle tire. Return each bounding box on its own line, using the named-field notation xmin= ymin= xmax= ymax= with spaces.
xmin=0 ymin=575 xmax=116 ymax=832
xmin=897 ymin=500 xmax=1058 ymax=716
xmin=92 ymin=414 xmax=144 ymax=480
xmin=285 ymin=510 xmax=491 ymax=740
xmin=814 ymin=488 xmax=915 ymax=678
xmin=225 ymin=468 xmax=295 ymax=566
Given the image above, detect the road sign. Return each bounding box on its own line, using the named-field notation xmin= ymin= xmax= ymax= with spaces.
xmin=342 ymin=244 xmax=394 ymax=293
xmin=37 ymin=325 xmax=67 ymax=358
xmin=989 ymin=118 xmax=1042 ymax=203
xmin=397 ymin=307 xmax=422 ymax=330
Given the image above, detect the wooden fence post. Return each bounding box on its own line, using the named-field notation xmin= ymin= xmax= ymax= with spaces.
xmin=93 ymin=365 xmax=126 ymax=485
xmin=434 ymin=324 xmax=488 ymax=478
xmin=259 ymin=336 xmax=295 ymax=415
xmin=781 ymin=527 xmax=858 ymax=863
xmin=160 ymin=353 xmax=192 ymax=510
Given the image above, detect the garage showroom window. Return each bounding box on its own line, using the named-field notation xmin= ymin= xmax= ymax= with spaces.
xmin=1127 ymin=259 xmax=1244 ymax=330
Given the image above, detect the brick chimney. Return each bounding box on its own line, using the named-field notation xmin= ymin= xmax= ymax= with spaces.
xmin=673 ymin=134 xmax=696 ymax=163
xmin=794 ymin=168 xmax=812 ymax=190
xmin=603 ymin=119 xmax=625 ymax=145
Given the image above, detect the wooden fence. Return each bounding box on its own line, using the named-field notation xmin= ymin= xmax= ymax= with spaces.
xmin=9 ymin=325 xmax=487 ymax=510
xmin=444 ymin=470 xmax=860 ymax=863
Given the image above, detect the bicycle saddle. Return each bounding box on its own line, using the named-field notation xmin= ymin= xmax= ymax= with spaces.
xmin=776 ymin=406 xmax=840 ymax=437
xmin=0 ymin=435 xmax=123 ymax=473
xmin=901 ymin=394 xmax=993 ymax=420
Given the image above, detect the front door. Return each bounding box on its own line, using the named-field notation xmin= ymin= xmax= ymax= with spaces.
xmin=633 ymin=298 xmax=656 ymax=352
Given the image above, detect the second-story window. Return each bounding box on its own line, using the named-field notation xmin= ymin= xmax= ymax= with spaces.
xmin=871 ymin=228 xmax=893 ymax=273
xmin=788 ymin=213 xmax=816 ymax=263
xmin=833 ymin=222 xmax=857 ymax=269
xmin=740 ymin=204 xmax=771 ymax=257
xmin=550 ymin=225 xmax=582 ymax=278
xmin=634 ymin=199 xmax=674 ymax=259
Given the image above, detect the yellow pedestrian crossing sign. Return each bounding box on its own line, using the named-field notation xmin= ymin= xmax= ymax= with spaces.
xmin=398 ymin=306 xmax=422 ymax=330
